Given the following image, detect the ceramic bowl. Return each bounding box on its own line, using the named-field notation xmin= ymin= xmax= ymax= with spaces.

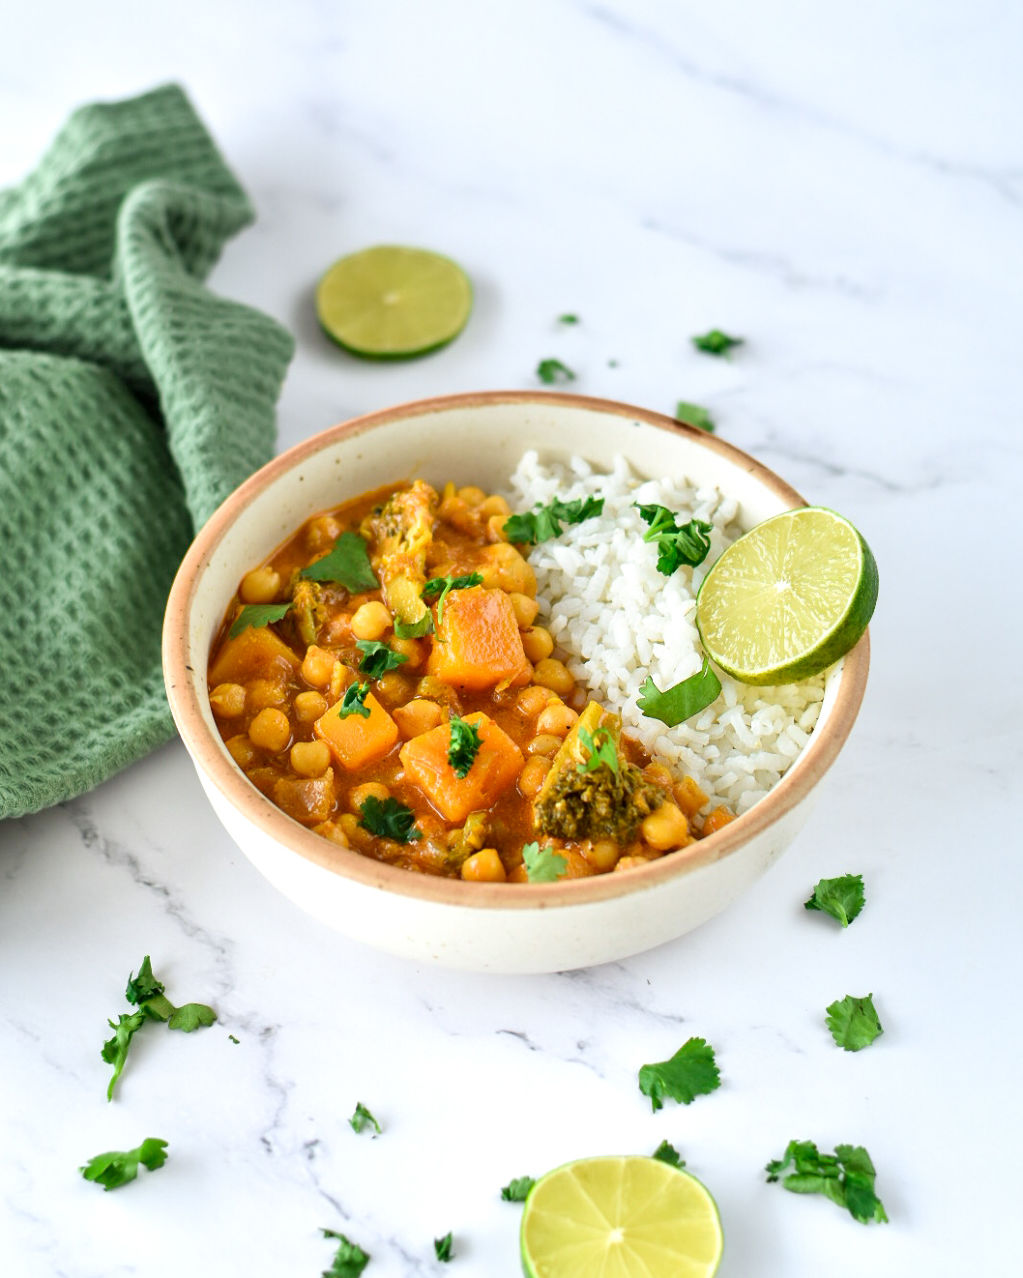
xmin=162 ymin=391 xmax=869 ymax=973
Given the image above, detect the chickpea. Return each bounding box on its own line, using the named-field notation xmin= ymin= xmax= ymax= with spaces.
xmin=496 ymin=553 xmax=536 ymax=597
xmin=225 ymin=734 xmax=258 ymax=768
xmin=245 ymin=678 xmax=287 ymax=710
xmin=487 ymin=513 xmax=511 ymax=543
xmin=301 ymin=645 xmax=335 ymax=689
xmin=351 ymin=601 xmax=392 ymax=641
xmin=516 ymin=685 xmax=551 ymax=717
xmin=479 ymin=494 xmax=511 ymax=518
xmin=641 ymin=802 xmax=690 ymax=851
xmin=339 ymin=813 xmax=361 ymax=842
xmin=532 ymin=658 xmax=575 ymax=696
xmin=536 ymin=702 xmax=578 ymax=737
xmin=239 ymin=566 xmax=281 ymax=604
xmin=209 ymin=682 xmax=245 ymax=718
xmin=508 ymin=592 xmax=539 ymax=629
xmin=393 ymin=698 xmax=444 ymax=739
xmin=290 ymin=740 xmax=331 ymax=777
xmin=349 ymin=781 xmax=391 ymax=812
xmin=294 ymin=690 xmax=328 ymax=722
xmin=518 ymin=754 xmax=552 ymax=798
xmin=583 ymin=840 xmax=621 ymax=873
xmin=248 ymin=707 xmax=291 ymax=753
xmin=526 ymin=733 xmax=563 ymax=757
xmin=305 ymin=514 xmax=342 ymax=552
xmin=376 ymin=670 xmax=412 ymax=703
xmin=461 ymin=848 xmax=507 ymax=882
xmin=457 ymin=485 xmax=486 ymax=507
xmin=390 ymin=637 xmax=424 ymax=669
xmin=521 ymin=626 xmax=554 ymax=664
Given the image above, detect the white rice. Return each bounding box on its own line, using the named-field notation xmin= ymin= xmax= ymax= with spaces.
xmin=507 ymin=452 xmax=825 ymax=816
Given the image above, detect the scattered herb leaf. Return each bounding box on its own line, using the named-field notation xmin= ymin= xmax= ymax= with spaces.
xmin=577 ymin=725 xmax=618 ymax=775
xmin=804 ymin=874 xmax=865 ymax=927
xmin=675 ymin=400 xmax=715 ymax=432
xmin=321 ymin=1228 xmax=371 ymax=1277
xmin=80 ymin=1137 xmax=168 ymax=1191
xmin=301 ymin=531 xmax=379 ymax=592
xmin=634 ymin=503 xmax=714 ymax=575
xmin=637 ymin=659 xmax=721 ymax=727
xmin=101 ymin=1010 xmax=147 ymax=1101
xmin=558 ymin=313 xmax=579 ymax=324
xmin=522 ymin=841 xmax=568 ymax=883
xmin=229 ymin=1034 xmax=240 ymax=1044
xmin=434 ymin=1232 xmax=454 ymax=1262
xmin=652 ymin=1139 xmax=685 ymax=1168
xmin=358 ymin=795 xmax=421 ymax=844
xmin=638 ymin=1036 xmax=720 ymax=1111
xmin=167 ymin=1002 xmax=217 ymax=1033
xmin=536 ymin=357 xmax=576 ymax=384
xmin=503 ymin=494 xmax=604 ymax=545
xmin=448 ymin=714 xmax=483 ymax=778
xmin=125 ymin=955 xmax=164 ymax=1005
xmin=356 ymin=639 xmax=408 ymax=679
xmin=349 ymin=1102 xmax=382 ymax=1136
xmin=501 ymin=1176 xmax=536 ymax=1202
xmin=826 ymin=994 xmax=883 ymax=1052
xmin=422 ymin=572 xmax=484 ymax=624
xmin=765 ymin=1140 xmax=889 ymax=1224
xmin=394 ymin=612 xmax=434 ymax=639
xmin=229 ymin=602 xmax=293 ymax=639
xmin=692 ymin=329 xmax=743 ymax=357
xmin=338 ymin=682 xmax=371 ymax=719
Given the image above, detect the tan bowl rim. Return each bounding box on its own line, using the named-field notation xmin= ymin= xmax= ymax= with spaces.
xmin=163 ymin=389 xmax=870 ymax=912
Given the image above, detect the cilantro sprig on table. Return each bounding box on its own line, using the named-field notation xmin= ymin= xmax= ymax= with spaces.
xmin=675 ymin=400 xmax=715 ymax=432
xmin=503 ymin=494 xmax=603 ymax=546
xmin=691 ymin=329 xmax=743 ymax=357
xmin=826 ymin=994 xmax=884 ymax=1051
xmin=804 ymin=874 xmax=865 ymax=926
xmin=765 ymin=1140 xmax=888 ymax=1224
xmin=536 ymin=357 xmax=576 ymax=384
xmin=637 ymin=658 xmax=721 ymax=727
xmin=501 ymin=1176 xmax=536 ymax=1202
xmin=321 ymin=1228 xmax=371 ymax=1277
xmin=638 ymin=1036 xmax=721 ymax=1111
xmin=434 ymin=1232 xmax=454 ymax=1262
xmin=358 ymin=795 xmax=421 ymax=844
xmin=300 ymin=531 xmax=379 ymax=592
xmin=652 ymin=1139 xmax=685 ymax=1168
xmin=447 ymin=714 xmax=482 ymax=778
xmin=522 ymin=842 xmax=567 ymax=883
xmin=80 ymin=1137 xmax=168 ymax=1191
xmin=356 ymin=639 xmax=408 ymax=679
xmin=349 ymin=1101 xmax=382 ymax=1136
xmin=421 ymin=572 xmax=484 ymax=624
xmin=634 ymin=502 xmax=714 ymax=575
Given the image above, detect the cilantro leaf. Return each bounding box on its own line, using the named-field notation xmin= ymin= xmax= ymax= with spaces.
xmin=692 ymin=329 xmax=743 ymax=357
xmin=501 ymin=1175 xmax=536 ymax=1202
xmin=338 ymin=682 xmax=371 ymax=719
xmin=349 ymin=1101 xmax=382 ymax=1136
xmin=356 ymin=639 xmax=408 ymax=679
xmin=766 ymin=1140 xmax=888 ymax=1224
xmin=168 ymin=1002 xmax=217 ymax=1033
xmin=358 ymin=795 xmax=421 ymax=844
xmin=634 ymin=503 xmax=713 ymax=575
xmin=536 ymin=357 xmax=576 ymax=384
xmin=101 ymin=1010 xmax=146 ymax=1101
xmin=448 ymin=714 xmax=482 ymax=778
xmin=638 ymin=1036 xmax=720 ymax=1111
xmin=394 ymin=612 xmax=434 ymax=639
xmin=503 ymin=494 xmax=604 ymax=545
xmin=301 ymin=531 xmax=379 ymax=592
xmin=826 ymin=993 xmax=883 ymax=1052
xmin=80 ymin=1137 xmax=168 ymax=1191
xmin=522 ymin=841 xmax=568 ymax=883
xmin=577 ymin=725 xmax=618 ymax=775
xmin=421 ymin=572 xmax=484 ymax=624
xmin=675 ymin=400 xmax=715 ymax=432
xmin=558 ymin=313 xmax=579 ymax=324
xmin=652 ymin=1139 xmax=685 ymax=1168
xmin=321 ymin=1228 xmax=371 ymax=1277
xmin=804 ymin=874 xmax=865 ymax=927
xmin=637 ymin=659 xmax=721 ymax=727
xmin=125 ymin=955 xmax=164 ymax=1004
xmin=229 ymin=602 xmax=293 ymax=639
xmin=434 ymin=1232 xmax=454 ymax=1262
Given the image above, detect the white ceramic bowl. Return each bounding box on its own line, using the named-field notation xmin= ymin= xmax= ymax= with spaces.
xmin=163 ymin=391 xmax=869 ymax=973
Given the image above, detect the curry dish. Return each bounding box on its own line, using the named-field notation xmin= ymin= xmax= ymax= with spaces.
xmin=207 ymin=480 xmax=733 ymax=882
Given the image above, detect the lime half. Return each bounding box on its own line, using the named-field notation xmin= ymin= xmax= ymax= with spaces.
xmin=315 ymin=244 xmax=472 ymax=358
xmin=696 ymin=506 xmax=878 ymax=685
xmin=520 ymin=1156 xmax=723 ymax=1278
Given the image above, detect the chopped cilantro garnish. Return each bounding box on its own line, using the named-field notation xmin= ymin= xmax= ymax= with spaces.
xmin=300 ymin=531 xmax=379 ymax=592
xmin=228 ymin=602 xmax=293 ymax=639
xmin=321 ymin=1228 xmax=371 ymax=1276
xmin=167 ymin=1002 xmax=217 ymax=1032
xmin=766 ymin=1140 xmax=889 ymax=1224
xmin=501 ymin=1176 xmax=536 ymax=1201
xmin=634 ymin=503 xmax=714 ymax=575
xmin=80 ymin=1137 xmax=168 ymax=1191
xmin=692 ymin=329 xmax=743 ymax=357
xmin=421 ymin=572 xmax=483 ymax=624
xmin=349 ymin=1101 xmax=382 ymax=1136
xmin=637 ymin=659 xmax=721 ymax=727
xmin=434 ymin=1232 xmax=454 ymax=1262
xmin=638 ymin=1036 xmax=720 ymax=1111
xmin=356 ymin=639 xmax=407 ymax=679
xmin=675 ymin=400 xmax=715 ymax=432
xmin=652 ymin=1139 xmax=685 ymax=1168
xmin=558 ymin=313 xmax=579 ymax=324
xmin=125 ymin=955 xmax=163 ymax=1005
xmin=536 ymin=357 xmax=576 ymax=384
xmin=101 ymin=1010 xmax=147 ymax=1101
xmin=358 ymin=795 xmax=421 ymax=844
xmin=448 ymin=714 xmax=482 ymax=778
xmin=503 ymin=494 xmax=604 ymax=545
xmin=577 ymin=725 xmax=618 ymax=775
xmin=522 ymin=841 xmax=567 ymax=883
xmin=804 ymin=874 xmax=865 ymax=927
xmin=338 ymin=682 xmax=371 ymax=718
xmin=826 ymin=994 xmax=883 ymax=1052
xmin=394 ymin=612 xmax=434 ymax=639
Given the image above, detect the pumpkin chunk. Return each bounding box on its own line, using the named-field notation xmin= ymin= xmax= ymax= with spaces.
xmin=425 ymin=587 xmax=531 ymax=690
xmin=208 ymin=625 xmax=300 ymax=688
xmin=400 ymin=711 xmax=523 ymax=823
xmin=315 ymin=692 xmax=399 ymax=771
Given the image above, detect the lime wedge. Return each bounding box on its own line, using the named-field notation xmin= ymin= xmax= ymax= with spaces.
xmin=696 ymin=506 xmax=878 ymax=685
xmin=315 ymin=245 xmax=472 ymax=358
xmin=520 ymin=1156 xmax=723 ymax=1278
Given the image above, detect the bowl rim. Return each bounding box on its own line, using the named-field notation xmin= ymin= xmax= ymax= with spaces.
xmin=163 ymin=389 xmax=870 ymax=912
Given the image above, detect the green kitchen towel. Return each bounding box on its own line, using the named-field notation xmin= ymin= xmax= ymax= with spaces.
xmin=0 ymin=84 xmax=295 ymax=820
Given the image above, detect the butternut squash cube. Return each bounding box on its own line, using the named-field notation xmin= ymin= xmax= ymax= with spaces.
xmin=314 ymin=692 xmax=399 ymax=771
xmin=400 ymin=711 xmax=523 ymax=823
xmin=426 ymin=587 xmax=531 ymax=690
xmin=208 ymin=624 xmax=300 ymax=687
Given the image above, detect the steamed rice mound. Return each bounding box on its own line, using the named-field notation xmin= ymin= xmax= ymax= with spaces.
xmin=508 ymin=451 xmax=824 ymax=816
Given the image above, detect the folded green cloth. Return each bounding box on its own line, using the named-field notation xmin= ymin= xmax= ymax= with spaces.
xmin=0 ymin=85 xmax=295 ymax=820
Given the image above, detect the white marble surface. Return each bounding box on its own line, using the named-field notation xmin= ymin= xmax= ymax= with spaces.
xmin=2 ymin=2 xmax=1021 ymax=1274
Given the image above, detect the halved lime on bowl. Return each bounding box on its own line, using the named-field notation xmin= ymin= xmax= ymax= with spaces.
xmin=520 ymin=1155 xmax=723 ymax=1278
xmin=315 ymin=244 xmax=472 ymax=359
xmin=696 ymin=506 xmax=878 ymax=686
